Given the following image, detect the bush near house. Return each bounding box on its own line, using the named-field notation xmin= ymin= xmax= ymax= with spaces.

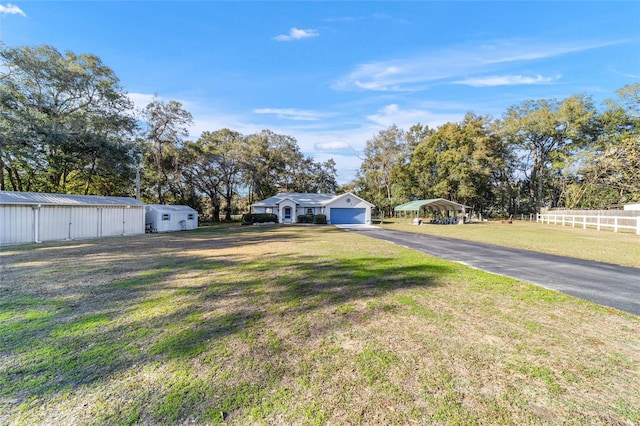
xmin=313 ymin=214 xmax=327 ymax=224
xmin=297 ymin=214 xmax=314 ymax=223
xmin=242 ymin=213 xmax=278 ymax=225
xmin=298 ymin=214 xmax=328 ymax=224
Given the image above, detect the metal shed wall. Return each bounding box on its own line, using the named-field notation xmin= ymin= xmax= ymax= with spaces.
xmin=0 ymin=191 xmax=145 ymax=246
xmin=145 ymin=205 xmax=198 ymax=233
xmin=0 ymin=204 xmax=34 ymax=245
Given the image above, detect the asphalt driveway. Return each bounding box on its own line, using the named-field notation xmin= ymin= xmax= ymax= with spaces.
xmin=342 ymin=226 xmax=640 ymax=316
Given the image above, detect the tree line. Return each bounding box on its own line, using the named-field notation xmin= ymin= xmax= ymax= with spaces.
xmin=1 ymin=44 xmax=638 ymax=219
xmin=0 ymin=45 xmax=338 ymax=220
xmin=355 ymin=87 xmax=639 ymax=218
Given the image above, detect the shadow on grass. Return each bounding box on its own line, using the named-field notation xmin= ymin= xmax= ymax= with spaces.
xmin=0 ymin=224 xmax=460 ymax=422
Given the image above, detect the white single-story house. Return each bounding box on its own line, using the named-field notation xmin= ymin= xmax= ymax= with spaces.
xmin=250 ymin=192 xmax=374 ymax=225
xmin=0 ymin=190 xmax=145 ymax=246
xmin=145 ymin=204 xmax=198 ymax=233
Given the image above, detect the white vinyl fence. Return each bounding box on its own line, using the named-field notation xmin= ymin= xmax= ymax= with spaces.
xmin=537 ymin=213 xmax=640 ymax=235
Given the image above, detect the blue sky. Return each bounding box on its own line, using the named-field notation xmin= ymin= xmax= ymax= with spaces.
xmin=1 ymin=1 xmax=639 ymax=184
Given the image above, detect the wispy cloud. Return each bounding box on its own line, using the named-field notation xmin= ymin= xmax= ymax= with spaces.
xmin=334 ymin=39 xmax=622 ymax=92
xmin=0 ymin=3 xmax=26 ymax=17
xmin=455 ymin=74 xmax=559 ymax=87
xmin=254 ymin=108 xmax=331 ymax=121
xmin=274 ymin=27 xmax=319 ymax=41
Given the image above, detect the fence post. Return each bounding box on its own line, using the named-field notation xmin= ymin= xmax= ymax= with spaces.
xmin=597 ymin=216 xmax=601 ymax=231
xmin=614 ymin=217 xmax=618 ymax=233
xmin=637 ymin=217 xmax=640 ymax=236
xmin=583 ymin=215 xmax=587 ymax=230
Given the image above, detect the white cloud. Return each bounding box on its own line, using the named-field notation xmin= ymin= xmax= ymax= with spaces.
xmin=253 ymin=108 xmax=331 ymax=121
xmin=366 ymin=104 xmax=463 ymax=130
xmin=333 ymin=39 xmax=622 ymax=92
xmin=0 ymin=3 xmax=26 ymax=16
xmin=274 ymin=27 xmax=319 ymax=41
xmin=314 ymin=141 xmax=353 ymax=152
xmin=127 ymin=92 xmax=158 ymax=111
xmin=455 ymin=74 xmax=558 ymax=87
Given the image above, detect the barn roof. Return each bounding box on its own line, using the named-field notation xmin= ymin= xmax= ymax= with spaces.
xmin=0 ymin=191 xmax=145 ymax=207
xmin=394 ymin=198 xmax=470 ymax=212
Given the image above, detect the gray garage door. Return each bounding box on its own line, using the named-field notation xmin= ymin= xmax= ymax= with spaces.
xmin=331 ymin=208 xmax=366 ymax=224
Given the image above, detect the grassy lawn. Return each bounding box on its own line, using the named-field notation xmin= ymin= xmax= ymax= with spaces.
xmin=382 ymin=219 xmax=640 ymax=268
xmin=1 ymin=224 xmax=638 ymax=425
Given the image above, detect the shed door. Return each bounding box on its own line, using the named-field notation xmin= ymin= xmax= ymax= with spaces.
xmin=331 ymin=208 xmax=365 ymax=224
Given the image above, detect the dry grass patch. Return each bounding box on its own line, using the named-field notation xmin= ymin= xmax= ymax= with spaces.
xmin=0 ymin=224 xmax=638 ymax=425
xmin=384 ymin=219 xmax=640 ymax=267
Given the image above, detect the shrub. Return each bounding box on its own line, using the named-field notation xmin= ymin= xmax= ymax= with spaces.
xmin=313 ymin=214 xmax=327 ymax=224
xmin=297 ymin=214 xmax=314 ymax=224
xmin=242 ymin=213 xmax=278 ymax=224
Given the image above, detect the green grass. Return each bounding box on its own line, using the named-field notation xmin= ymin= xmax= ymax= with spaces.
xmin=0 ymin=224 xmax=638 ymax=424
xmin=383 ymin=218 xmax=640 ymax=267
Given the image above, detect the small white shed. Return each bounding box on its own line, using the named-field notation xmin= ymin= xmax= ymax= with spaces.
xmin=145 ymin=204 xmax=198 ymax=233
xmin=623 ymin=203 xmax=640 ymax=211
xmin=0 ymin=191 xmax=145 ymax=246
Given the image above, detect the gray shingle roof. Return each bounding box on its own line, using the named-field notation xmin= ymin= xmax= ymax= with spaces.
xmin=251 ymin=193 xmax=336 ymax=207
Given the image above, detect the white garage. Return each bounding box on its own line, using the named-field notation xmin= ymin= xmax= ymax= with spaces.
xmin=0 ymin=191 xmax=145 ymax=246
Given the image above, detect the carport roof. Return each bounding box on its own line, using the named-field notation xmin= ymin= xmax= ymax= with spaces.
xmin=394 ymin=198 xmax=470 ymax=212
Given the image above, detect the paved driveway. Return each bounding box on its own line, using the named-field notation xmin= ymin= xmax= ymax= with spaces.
xmin=342 ymin=226 xmax=640 ymax=316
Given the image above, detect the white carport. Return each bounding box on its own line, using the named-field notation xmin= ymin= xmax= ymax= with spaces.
xmin=145 ymin=204 xmax=198 ymax=233
xmin=394 ymin=198 xmax=471 ymax=224
xmin=0 ymin=191 xmax=145 ymax=246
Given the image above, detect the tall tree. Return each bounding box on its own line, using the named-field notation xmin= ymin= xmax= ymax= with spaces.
xmin=0 ymin=44 xmax=138 ymax=194
xmin=139 ymin=97 xmax=193 ymax=204
xmin=356 ymin=125 xmax=408 ymax=219
xmin=183 ymin=129 xmax=244 ymax=221
xmin=393 ymin=123 xmax=433 ymax=202
xmin=241 ymin=130 xmax=334 ymax=201
xmin=406 ymin=114 xmax=507 ymax=214
xmin=500 ymin=95 xmax=597 ymax=211
xmin=314 ymin=159 xmax=339 ymax=194
xmin=563 ymin=84 xmax=640 ymax=207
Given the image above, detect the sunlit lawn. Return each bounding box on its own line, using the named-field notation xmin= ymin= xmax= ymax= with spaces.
xmin=382 ymin=218 xmax=640 ymax=268
xmin=1 ymin=224 xmax=638 ymax=424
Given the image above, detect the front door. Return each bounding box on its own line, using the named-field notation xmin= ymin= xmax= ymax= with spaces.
xmin=283 ymin=207 xmax=292 ymax=223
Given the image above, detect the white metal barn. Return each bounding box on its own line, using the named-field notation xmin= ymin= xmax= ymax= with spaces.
xmin=0 ymin=191 xmax=145 ymax=246
xmin=144 ymin=204 xmax=198 ymax=233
